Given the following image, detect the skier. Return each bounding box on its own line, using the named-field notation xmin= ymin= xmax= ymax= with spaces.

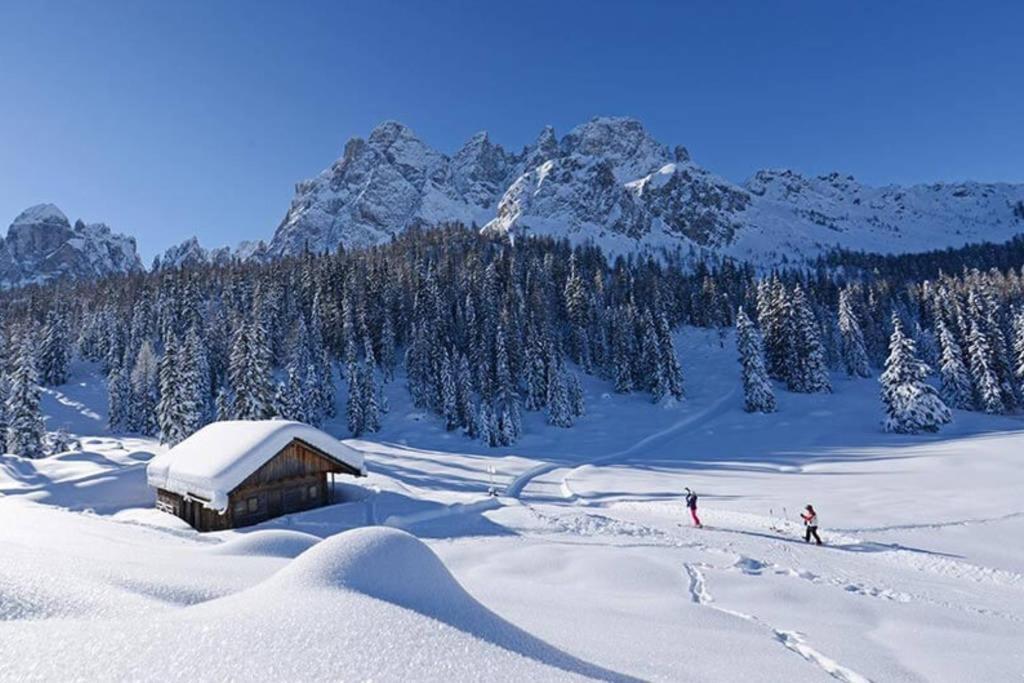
xmin=801 ymin=504 xmax=822 ymax=545
xmin=684 ymin=487 xmax=702 ymax=528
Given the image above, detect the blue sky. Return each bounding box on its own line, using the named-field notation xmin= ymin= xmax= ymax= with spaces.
xmin=1 ymin=1 xmax=1021 ymax=260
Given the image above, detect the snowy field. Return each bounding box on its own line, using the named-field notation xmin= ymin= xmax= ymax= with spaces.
xmin=2 ymin=328 xmax=1023 ymax=681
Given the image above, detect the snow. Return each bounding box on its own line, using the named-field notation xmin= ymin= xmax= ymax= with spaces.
xmin=10 ymin=202 xmax=68 ymax=225
xmin=2 ymin=328 xmax=1024 ymax=680
xmin=146 ymin=420 xmax=366 ymax=511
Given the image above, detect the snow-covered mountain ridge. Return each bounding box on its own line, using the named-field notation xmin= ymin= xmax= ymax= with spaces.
xmin=0 ymin=204 xmax=143 ymax=289
xmin=271 ymin=116 xmax=1024 ymax=263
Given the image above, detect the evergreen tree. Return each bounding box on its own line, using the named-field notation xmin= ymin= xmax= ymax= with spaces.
xmin=0 ymin=371 xmax=8 ymax=454
xmin=157 ymin=336 xmax=192 ymax=445
xmin=736 ymin=307 xmax=776 ymax=413
xmin=967 ymin=323 xmax=1004 ymax=414
xmin=1013 ymin=310 xmax=1024 ymax=397
xmin=880 ymin=314 xmax=951 ymax=433
xmin=656 ymin=312 xmax=685 ymax=400
xmin=838 ymin=287 xmax=870 ymax=378
xmin=130 ymin=341 xmax=160 ymax=436
xmin=936 ymin=319 xmax=973 ymax=410
xmin=788 ymin=286 xmax=832 ymax=393
xmin=546 ymin=361 xmax=574 ymax=428
xmin=346 ymin=364 xmax=365 ymax=436
xmin=7 ymin=336 xmax=45 ymax=458
xmin=38 ymin=308 xmax=71 ymax=386
xmin=228 ymin=320 xmax=275 ymax=420
xmin=107 ymin=361 xmax=133 ymax=432
xmin=567 ymin=370 xmax=585 ymax=418
xmin=215 ymin=386 xmax=232 ymax=421
xmin=439 ymin=348 xmax=458 ymax=430
xmin=48 ymin=426 xmax=73 ymax=455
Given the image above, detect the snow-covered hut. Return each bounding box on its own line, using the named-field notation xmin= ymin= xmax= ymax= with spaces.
xmin=147 ymin=420 xmax=366 ymax=531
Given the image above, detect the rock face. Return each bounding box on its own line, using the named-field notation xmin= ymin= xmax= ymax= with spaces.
xmin=270 ymin=117 xmax=1024 ymax=263
xmin=151 ymin=237 xmax=234 ymax=271
xmin=0 ymin=204 xmax=143 ymax=289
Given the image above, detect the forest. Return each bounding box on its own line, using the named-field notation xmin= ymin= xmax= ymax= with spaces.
xmin=1 ymin=224 xmax=1022 ymax=457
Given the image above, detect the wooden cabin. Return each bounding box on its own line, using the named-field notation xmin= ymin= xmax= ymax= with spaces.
xmin=147 ymin=420 xmax=366 ymax=531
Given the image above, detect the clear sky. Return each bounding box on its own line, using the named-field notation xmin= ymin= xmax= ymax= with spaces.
xmin=1 ymin=1 xmax=1022 ymax=260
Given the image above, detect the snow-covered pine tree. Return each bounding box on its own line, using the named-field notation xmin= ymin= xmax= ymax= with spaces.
xmin=157 ymin=335 xmax=192 ymax=446
xmin=38 ymin=308 xmax=71 ymax=386
xmin=880 ymin=313 xmax=951 ymax=433
xmin=48 ymin=426 xmax=73 ymax=455
xmin=838 ymin=287 xmax=871 ymax=378
xmin=546 ymin=360 xmax=573 ymax=428
xmin=640 ymin=310 xmax=666 ymax=402
xmin=440 ymin=348 xmax=458 ymax=431
xmin=215 ymin=386 xmax=232 ymax=421
xmin=182 ymin=326 xmax=212 ymax=427
xmin=1014 ymin=309 xmax=1024 ymax=395
xmin=524 ymin=331 xmax=548 ymax=411
xmin=736 ymin=307 xmax=776 ymax=413
xmin=758 ymin=277 xmax=790 ymax=382
xmin=493 ymin=318 xmax=521 ymax=445
xmin=7 ymin=336 xmax=46 ymax=458
xmin=361 ymin=361 xmax=381 ymax=433
xmin=130 ymin=340 xmax=160 ymax=436
xmin=228 ymin=320 xmax=275 ymax=420
xmin=966 ymin=323 xmax=1005 ymax=414
xmin=564 ymin=253 xmax=591 ymax=371
xmin=455 ymin=353 xmax=476 ymax=436
xmin=0 ymin=369 xmax=9 ymax=454
xmin=476 ymin=400 xmax=496 ymax=447
xmin=935 ymin=319 xmax=973 ymax=410
xmin=107 ymin=361 xmax=134 ymax=432
xmin=656 ymin=312 xmax=685 ymax=400
xmin=788 ymin=286 xmax=832 ymax=394
xmin=567 ymin=371 xmax=585 ymax=418
xmin=346 ymin=363 xmax=365 ymax=436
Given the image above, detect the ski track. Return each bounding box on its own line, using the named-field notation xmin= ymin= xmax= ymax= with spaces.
xmin=527 ymin=505 xmax=1024 ymax=628
xmin=683 ymin=562 xmax=872 ymax=683
xmin=834 ymin=511 xmax=1024 ymax=534
xmin=508 ymin=386 xmax=738 ymax=501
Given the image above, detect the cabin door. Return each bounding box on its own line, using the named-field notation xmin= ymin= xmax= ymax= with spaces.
xmin=267 ymin=489 xmax=283 ymax=517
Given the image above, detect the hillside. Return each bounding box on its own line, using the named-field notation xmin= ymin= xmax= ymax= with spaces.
xmin=2 ymin=328 xmax=1023 ymax=681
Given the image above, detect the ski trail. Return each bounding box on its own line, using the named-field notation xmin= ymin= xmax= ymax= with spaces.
xmin=507 ymin=386 xmax=737 ymax=500
xmin=834 ymin=511 xmax=1024 ymax=534
xmin=683 ymin=562 xmax=872 ymax=683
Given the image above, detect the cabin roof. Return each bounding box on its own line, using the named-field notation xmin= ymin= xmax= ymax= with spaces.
xmin=146 ymin=420 xmax=365 ymax=512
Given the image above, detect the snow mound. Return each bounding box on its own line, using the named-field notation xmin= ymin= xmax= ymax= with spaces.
xmin=261 ymin=527 xmax=634 ymax=680
xmin=267 ymin=527 xmax=467 ymax=602
xmin=210 ymin=530 xmax=321 ymax=558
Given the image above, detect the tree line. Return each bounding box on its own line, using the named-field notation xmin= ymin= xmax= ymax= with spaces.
xmin=1 ymin=223 xmax=1023 ymax=457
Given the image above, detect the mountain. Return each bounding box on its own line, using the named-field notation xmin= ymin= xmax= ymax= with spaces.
xmin=0 ymin=204 xmax=143 ymax=289
xmin=151 ymin=236 xmax=271 ymax=271
xmin=271 ymin=117 xmax=1024 ymax=264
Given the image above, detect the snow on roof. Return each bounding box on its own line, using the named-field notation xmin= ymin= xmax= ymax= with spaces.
xmin=146 ymin=420 xmax=366 ymax=512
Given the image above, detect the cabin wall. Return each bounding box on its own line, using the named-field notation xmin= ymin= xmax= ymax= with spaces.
xmin=228 ymin=472 xmax=327 ymax=528
xmin=155 ymin=489 xmax=231 ymax=532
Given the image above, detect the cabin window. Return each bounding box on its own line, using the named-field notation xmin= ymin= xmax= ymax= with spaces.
xmin=247 ymin=497 xmax=259 ymax=513
xmin=308 ymin=485 xmax=318 ymax=499
xmin=233 ymin=500 xmax=246 ymax=516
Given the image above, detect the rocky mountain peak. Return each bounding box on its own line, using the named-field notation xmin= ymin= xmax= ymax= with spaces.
xmin=266 ymin=117 xmax=1024 ymax=264
xmin=1 ymin=204 xmax=142 ymax=289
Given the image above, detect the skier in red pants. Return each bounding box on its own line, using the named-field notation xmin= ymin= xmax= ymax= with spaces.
xmin=801 ymin=504 xmax=822 ymax=545
xmin=685 ymin=488 xmax=702 ymax=528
